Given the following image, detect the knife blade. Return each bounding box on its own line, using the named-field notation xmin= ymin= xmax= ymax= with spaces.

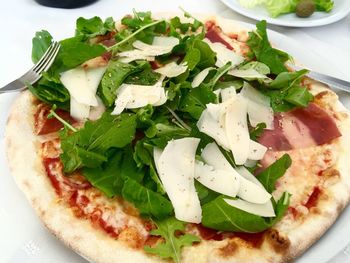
xmin=288 ymin=64 xmax=350 ymax=93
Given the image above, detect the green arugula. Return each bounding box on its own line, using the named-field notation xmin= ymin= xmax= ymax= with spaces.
xmin=58 ymin=36 xmax=106 ymax=69
xmin=122 ymin=178 xmax=173 ymax=219
xmin=246 ymin=20 xmax=289 ymax=75
xmin=144 ymin=217 xmax=200 ymax=263
xmin=99 ymin=61 xmax=144 ymax=107
xmin=250 ymin=122 xmax=267 ymax=141
xmin=201 ymin=192 xmax=290 ymax=232
xmin=257 ymin=154 xmax=292 ymax=193
xmin=31 ymin=30 xmax=53 ymax=63
xmin=83 ymin=147 xmax=143 ymax=198
xmin=76 ymin=16 xmax=115 ymax=38
xmin=60 ymin=112 xmax=137 ymax=173
xmin=269 ymin=69 xmax=308 ymax=89
xmin=28 ymin=76 xmax=70 ymax=110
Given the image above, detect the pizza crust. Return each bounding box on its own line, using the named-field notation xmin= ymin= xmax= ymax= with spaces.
xmin=5 ymin=14 xmax=350 ymax=263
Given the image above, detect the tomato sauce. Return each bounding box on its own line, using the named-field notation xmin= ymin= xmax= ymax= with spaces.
xmin=305 ymin=187 xmax=321 ymax=209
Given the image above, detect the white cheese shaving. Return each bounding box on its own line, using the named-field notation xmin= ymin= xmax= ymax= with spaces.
xmin=194 ymin=161 xmax=240 ymax=197
xmin=201 ymin=142 xmax=271 ymax=204
xmin=60 ymin=66 xmax=107 ymax=120
xmin=204 ymin=38 xmax=244 ymax=68
xmin=240 ymin=82 xmax=274 ymax=129
xmin=220 ymin=87 xmax=237 ymax=102
xmin=225 ymin=96 xmax=250 ymax=165
xmin=155 ymin=138 xmax=202 ymax=223
xmin=248 ymin=140 xmax=267 ymax=161
xmin=191 ymin=67 xmax=213 ymax=88
xmin=224 ymin=198 xmax=275 ymax=217
xmin=112 ymin=77 xmax=166 ymax=115
xmin=60 ymin=67 xmax=98 ymax=106
xmin=154 ymin=62 xmax=187 ymax=78
xmin=118 ymin=36 xmax=179 ymax=63
xmin=228 ymin=68 xmax=268 ymax=80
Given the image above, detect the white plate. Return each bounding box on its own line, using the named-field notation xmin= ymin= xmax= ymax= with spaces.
xmin=1 ymin=22 xmax=350 ymax=263
xmin=219 ymin=0 xmax=350 ymax=27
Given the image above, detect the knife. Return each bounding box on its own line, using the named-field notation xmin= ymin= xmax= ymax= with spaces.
xmin=327 ymin=242 xmax=350 ymax=262
xmin=288 ymin=64 xmax=350 ymax=93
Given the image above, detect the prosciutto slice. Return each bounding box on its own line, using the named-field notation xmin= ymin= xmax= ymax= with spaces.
xmin=205 ymin=27 xmax=233 ymax=51
xmin=259 ymin=103 xmax=341 ymax=151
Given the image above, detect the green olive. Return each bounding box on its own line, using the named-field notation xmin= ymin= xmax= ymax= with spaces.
xmin=296 ymin=0 xmax=316 ymax=18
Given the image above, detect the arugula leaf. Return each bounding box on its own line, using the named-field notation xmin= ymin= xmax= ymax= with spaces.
xmin=269 ymin=69 xmax=308 ymax=89
xmin=83 ymin=147 xmax=143 ymax=198
xmin=179 ymin=86 xmax=216 ymax=119
xmin=246 ymin=20 xmax=289 ymax=75
xmin=28 ymin=76 xmax=70 ymax=110
xmin=144 ymin=217 xmax=200 ymax=263
xmin=239 ymin=61 xmax=270 ymax=75
xmin=183 ymin=48 xmax=201 ymax=70
xmin=250 ymin=122 xmax=267 ymax=141
xmin=60 ymin=112 xmax=137 ymax=173
xmin=58 ymin=36 xmax=106 ymax=69
xmin=284 ymin=86 xmax=314 ymax=107
xmin=195 ymin=181 xmax=219 ymax=205
xmin=122 ymin=178 xmax=173 ymax=219
xmin=257 ymin=154 xmax=292 ymax=193
xmin=124 ymin=64 xmax=160 ymax=85
xmin=99 ymin=61 xmax=143 ymax=107
xmin=201 ymin=193 xmax=290 ymax=232
xmin=76 ymin=16 xmax=115 ymax=38
xmin=32 ymin=30 xmax=53 ymax=63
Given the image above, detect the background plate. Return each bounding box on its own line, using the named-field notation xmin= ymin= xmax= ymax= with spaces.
xmin=219 ymin=0 xmax=350 ymax=27
xmin=0 ymin=19 xmax=350 ymax=263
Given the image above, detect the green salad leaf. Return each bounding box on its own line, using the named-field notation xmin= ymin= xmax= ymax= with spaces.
xmin=257 ymin=154 xmax=292 ymax=193
xmin=32 ymin=30 xmax=53 ymax=63
xmin=247 ymin=20 xmax=289 ymax=75
xmin=144 ymin=218 xmax=200 ymax=263
xmin=265 ymin=0 xmax=298 ymax=18
xmin=315 ymin=0 xmax=334 ymax=12
xmin=201 ymin=192 xmax=291 ymax=232
xmin=76 ymin=16 xmax=115 ymax=38
xmin=122 ymin=178 xmax=173 ymax=219
xmin=60 ymin=112 xmax=137 ymax=173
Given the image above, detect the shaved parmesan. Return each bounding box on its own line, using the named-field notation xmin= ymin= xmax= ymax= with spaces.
xmin=201 ymin=142 xmax=271 ymax=204
xmin=240 ymin=82 xmax=274 ymax=129
xmin=204 ymin=38 xmax=244 ymax=68
xmin=155 ymin=62 xmax=187 ymax=78
xmin=86 ymin=66 xmax=107 ymax=94
xmin=152 ymin=36 xmax=179 ymax=47
xmin=236 ymin=166 xmax=263 ymax=187
xmin=60 ymin=67 xmax=98 ymax=106
xmin=225 ymin=97 xmax=250 ymax=165
xmin=248 ymin=140 xmax=267 ymax=160
xmin=89 ymin=97 xmax=106 ymax=121
xmin=70 ymin=96 xmax=90 ymax=120
xmin=191 ymin=67 xmax=213 ymax=88
xmin=195 ymin=161 xmax=240 ymax=197
xmin=224 ymin=198 xmax=275 ymax=217
xmin=228 ymin=68 xmax=267 ymax=80
xmin=220 ymin=87 xmax=236 ymax=102
xmin=155 ymin=138 xmax=202 ymax=223
xmin=201 ymin=142 xmax=233 ymax=171
xmin=197 ymin=106 xmax=230 ymax=150
xmin=118 ymin=51 xmax=155 ymax=63
xmin=238 ymin=176 xmax=272 ymax=204
xmin=112 ymin=78 xmax=166 ymax=115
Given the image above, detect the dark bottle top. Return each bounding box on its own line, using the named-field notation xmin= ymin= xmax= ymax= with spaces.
xmin=35 ymin=0 xmax=98 ymax=8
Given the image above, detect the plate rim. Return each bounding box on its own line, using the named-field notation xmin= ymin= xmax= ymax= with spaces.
xmin=219 ymin=0 xmax=350 ymax=27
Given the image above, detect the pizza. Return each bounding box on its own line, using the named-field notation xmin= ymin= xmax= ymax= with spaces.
xmin=5 ymin=11 xmax=350 ymax=263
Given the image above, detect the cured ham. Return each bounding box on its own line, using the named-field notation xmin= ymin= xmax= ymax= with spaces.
xmin=205 ymin=27 xmax=233 ymax=50
xmin=259 ymin=103 xmax=341 ymax=151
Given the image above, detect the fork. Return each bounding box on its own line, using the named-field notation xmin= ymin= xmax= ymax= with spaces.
xmin=0 ymin=41 xmax=60 ymax=93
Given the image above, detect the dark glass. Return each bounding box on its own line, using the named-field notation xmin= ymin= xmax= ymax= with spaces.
xmin=35 ymin=0 xmax=98 ymax=8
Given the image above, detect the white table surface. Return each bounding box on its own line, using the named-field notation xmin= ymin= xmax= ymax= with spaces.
xmin=0 ymin=0 xmax=349 ymax=263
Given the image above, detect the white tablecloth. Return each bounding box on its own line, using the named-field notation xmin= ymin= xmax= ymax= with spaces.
xmin=0 ymin=0 xmax=349 ymax=262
